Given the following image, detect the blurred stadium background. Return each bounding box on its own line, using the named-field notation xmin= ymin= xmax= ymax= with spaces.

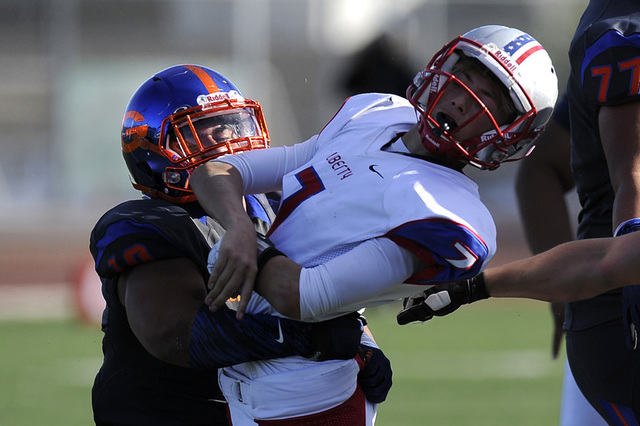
xmin=0 ymin=0 xmax=586 ymax=423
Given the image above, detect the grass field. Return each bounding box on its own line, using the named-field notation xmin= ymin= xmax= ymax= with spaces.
xmin=0 ymin=299 xmax=564 ymax=425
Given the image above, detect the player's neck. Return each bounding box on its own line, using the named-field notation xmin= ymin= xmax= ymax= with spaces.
xmin=400 ymin=126 xmax=466 ymax=172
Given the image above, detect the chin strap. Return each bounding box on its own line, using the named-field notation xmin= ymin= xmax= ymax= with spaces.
xmin=131 ymin=181 xmax=196 ymax=204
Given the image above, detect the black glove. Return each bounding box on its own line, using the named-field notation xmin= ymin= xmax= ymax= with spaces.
xmin=396 ymin=274 xmax=489 ymax=325
xmin=357 ymin=344 xmax=393 ymax=404
xmin=309 ymin=312 xmax=364 ymax=361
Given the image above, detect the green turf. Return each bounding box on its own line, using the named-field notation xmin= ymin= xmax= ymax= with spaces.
xmin=0 ymin=299 xmax=564 ymax=425
xmin=368 ymin=300 xmax=564 ymax=425
xmin=0 ymin=319 xmax=102 ymax=425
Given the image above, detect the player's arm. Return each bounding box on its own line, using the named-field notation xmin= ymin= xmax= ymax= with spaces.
xmin=192 ymin=140 xmax=317 ymax=319
xmin=484 ymin=229 xmax=640 ymax=300
xmin=600 ymin=102 xmax=640 ymax=230
xmin=599 ymin=94 xmax=640 ymax=347
xmin=121 ymin=256 xmax=365 ymax=368
xmin=397 ymin=230 xmax=640 ymax=324
xmin=119 ymin=257 xmax=209 ymax=367
xmin=254 ymin=255 xmax=303 ymax=318
xmin=191 ymin=161 xmax=259 ymax=319
xmin=515 ymin=111 xmax=574 ymax=254
xmin=255 ymin=237 xmax=418 ymax=320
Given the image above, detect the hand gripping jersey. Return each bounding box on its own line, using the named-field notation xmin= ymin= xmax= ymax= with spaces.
xmin=90 ymin=196 xmax=273 ymax=425
xmin=217 ymin=93 xmax=497 ymax=423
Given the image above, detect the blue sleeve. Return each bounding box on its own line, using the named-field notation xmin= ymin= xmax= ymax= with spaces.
xmin=385 ymin=218 xmax=490 ymax=283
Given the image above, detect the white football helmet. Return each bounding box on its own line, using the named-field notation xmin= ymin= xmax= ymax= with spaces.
xmin=407 ymin=25 xmax=558 ymax=170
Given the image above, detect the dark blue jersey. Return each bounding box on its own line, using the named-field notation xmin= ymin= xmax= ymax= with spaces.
xmin=89 ymin=196 xmax=273 ymax=425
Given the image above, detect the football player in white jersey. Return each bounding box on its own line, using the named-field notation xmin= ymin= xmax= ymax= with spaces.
xmin=191 ymin=25 xmax=558 ymax=425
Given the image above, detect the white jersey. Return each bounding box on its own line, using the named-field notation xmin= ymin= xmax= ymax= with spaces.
xmin=270 ymin=94 xmax=495 ymax=274
xmin=217 ymin=93 xmax=496 ymax=423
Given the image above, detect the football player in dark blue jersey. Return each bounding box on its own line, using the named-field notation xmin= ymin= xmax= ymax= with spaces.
xmin=89 ymin=65 xmax=365 ymax=426
xmin=562 ymin=1 xmax=640 ymax=421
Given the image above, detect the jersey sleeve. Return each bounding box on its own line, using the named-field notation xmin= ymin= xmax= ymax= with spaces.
xmin=579 ymin=29 xmax=640 ymax=106
xmin=90 ymin=199 xmax=211 ymax=279
xmin=385 ymin=218 xmax=490 ymax=284
xmin=214 ymin=137 xmax=318 ymax=196
xmin=298 ymin=237 xmax=418 ymax=320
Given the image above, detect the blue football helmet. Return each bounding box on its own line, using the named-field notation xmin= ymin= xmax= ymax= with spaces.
xmin=121 ymin=64 xmax=270 ymax=203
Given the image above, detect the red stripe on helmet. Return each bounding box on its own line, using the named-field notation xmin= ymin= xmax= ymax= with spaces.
xmin=183 ymin=65 xmax=220 ymax=93
xmin=516 ymin=45 xmax=544 ymax=65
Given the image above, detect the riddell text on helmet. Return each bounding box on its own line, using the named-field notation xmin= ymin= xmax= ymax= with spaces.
xmin=493 ymin=50 xmax=518 ymax=73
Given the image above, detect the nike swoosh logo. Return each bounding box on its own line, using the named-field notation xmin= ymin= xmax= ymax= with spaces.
xmin=275 ymin=318 xmax=284 ymax=343
xmin=369 ymin=164 xmax=383 ymax=178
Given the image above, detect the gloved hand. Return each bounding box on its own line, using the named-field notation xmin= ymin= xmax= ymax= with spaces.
xmin=357 ymin=344 xmax=392 ymax=404
xmin=396 ymin=274 xmax=489 ymax=325
xmin=309 ymin=312 xmax=364 ymax=361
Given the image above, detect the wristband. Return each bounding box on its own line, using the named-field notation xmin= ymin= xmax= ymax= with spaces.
xmin=464 ymin=273 xmax=490 ymax=302
xmin=256 ymin=233 xmax=286 ymax=274
xmin=614 ymin=218 xmax=640 ymax=237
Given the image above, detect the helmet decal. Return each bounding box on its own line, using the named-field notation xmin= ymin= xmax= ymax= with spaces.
xmin=121 ymin=110 xmax=149 ymax=153
xmin=183 ymin=64 xmax=221 ymax=93
xmin=502 ymin=33 xmax=545 ymax=66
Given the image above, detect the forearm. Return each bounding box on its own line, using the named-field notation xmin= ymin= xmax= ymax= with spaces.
xmin=191 ymin=161 xmax=250 ymax=230
xmin=397 ymin=232 xmax=640 ymax=325
xmin=516 ymin=170 xmax=574 ymax=253
xmin=483 ymin=238 xmax=613 ymax=302
xmin=255 ymin=238 xmax=416 ymax=321
xmin=515 ymin=118 xmax=574 ymax=254
xmin=255 ymin=255 xmax=303 ymax=319
xmin=194 ymin=161 xmax=265 ymax=317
